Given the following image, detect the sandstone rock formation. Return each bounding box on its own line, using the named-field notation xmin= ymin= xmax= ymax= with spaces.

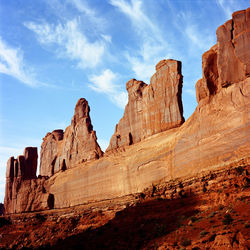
xmin=40 ymin=98 xmax=103 ymax=177
xmin=196 ymin=8 xmax=250 ymax=102
xmin=39 ymin=130 xmax=64 ymax=177
xmin=4 ymin=8 xmax=250 ymax=214
xmin=4 ymin=147 xmax=49 ymax=214
xmin=106 ymin=59 xmax=184 ymax=152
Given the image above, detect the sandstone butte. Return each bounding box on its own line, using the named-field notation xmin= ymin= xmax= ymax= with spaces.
xmin=4 ymin=8 xmax=250 ymax=214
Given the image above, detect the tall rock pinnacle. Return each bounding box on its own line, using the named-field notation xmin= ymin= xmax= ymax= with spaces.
xmin=40 ymin=98 xmax=103 ymax=177
xmin=106 ymin=59 xmax=184 ymax=152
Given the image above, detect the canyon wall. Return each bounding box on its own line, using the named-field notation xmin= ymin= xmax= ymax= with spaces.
xmin=4 ymin=148 xmax=50 ymax=214
xmin=107 ymin=59 xmax=184 ymax=152
xmin=174 ymin=8 xmax=250 ymax=177
xmin=4 ymin=8 xmax=250 ymax=214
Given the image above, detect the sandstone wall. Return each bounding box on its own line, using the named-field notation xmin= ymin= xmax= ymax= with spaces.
xmin=4 ymin=148 xmax=51 ymax=214
xmin=4 ymin=8 xmax=250 ymax=214
xmin=106 ymin=59 xmax=184 ymax=152
xmin=196 ymin=8 xmax=250 ymax=102
xmin=40 ymin=98 xmax=103 ymax=177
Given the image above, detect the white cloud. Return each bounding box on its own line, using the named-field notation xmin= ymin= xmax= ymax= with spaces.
xmin=0 ymin=37 xmax=42 ymax=87
xmin=110 ymin=0 xmax=172 ymax=83
xmin=97 ymin=138 xmax=109 ymax=151
xmin=101 ymin=34 xmax=112 ymax=43
xmin=185 ymin=24 xmax=214 ymax=51
xmin=185 ymin=88 xmax=196 ymax=98
xmin=24 ymin=19 xmax=107 ymax=69
xmin=217 ymin=0 xmax=234 ymax=19
xmin=110 ymin=0 xmax=159 ymax=38
xmin=177 ymin=12 xmax=214 ymax=52
xmin=89 ymin=69 xmax=127 ymax=108
xmin=126 ymin=55 xmax=155 ymax=83
xmin=69 ymin=0 xmax=106 ymax=29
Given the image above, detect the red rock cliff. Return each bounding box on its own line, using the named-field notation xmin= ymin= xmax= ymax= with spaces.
xmin=40 ymin=98 xmax=103 ymax=177
xmin=3 ymin=8 xmax=250 ymax=214
xmin=106 ymin=59 xmax=184 ymax=152
xmin=196 ymin=8 xmax=250 ymax=103
xmin=4 ymin=148 xmax=50 ymax=214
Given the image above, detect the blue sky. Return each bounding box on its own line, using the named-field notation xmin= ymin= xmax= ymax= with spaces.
xmin=0 ymin=0 xmax=249 ymax=203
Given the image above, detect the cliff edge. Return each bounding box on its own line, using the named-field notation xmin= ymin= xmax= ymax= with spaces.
xmin=3 ymin=8 xmax=250 ymax=214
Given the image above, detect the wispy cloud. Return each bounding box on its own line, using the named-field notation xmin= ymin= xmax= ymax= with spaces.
xmin=24 ymin=19 xmax=108 ymax=69
xmin=177 ymin=12 xmax=214 ymax=52
xmin=110 ymin=0 xmax=171 ymax=83
xmin=216 ymin=0 xmax=234 ymax=19
xmin=97 ymin=138 xmax=109 ymax=151
xmin=69 ymin=0 xmax=107 ymax=29
xmin=0 ymin=37 xmax=44 ymax=87
xmin=89 ymin=69 xmax=127 ymax=108
xmin=185 ymin=88 xmax=196 ymax=98
xmin=126 ymin=55 xmax=155 ymax=83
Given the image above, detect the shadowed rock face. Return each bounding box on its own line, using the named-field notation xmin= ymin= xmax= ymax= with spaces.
xmin=106 ymin=59 xmax=184 ymax=152
xmin=40 ymin=98 xmax=103 ymax=177
xmin=39 ymin=130 xmax=64 ymax=177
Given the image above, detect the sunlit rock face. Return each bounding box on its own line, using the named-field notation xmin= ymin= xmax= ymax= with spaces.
xmin=106 ymin=59 xmax=184 ymax=152
xmin=3 ymin=8 xmax=250 ymax=214
xmin=40 ymin=98 xmax=103 ymax=177
xmin=4 ymin=147 xmax=49 ymax=214
xmin=196 ymin=8 xmax=250 ymax=103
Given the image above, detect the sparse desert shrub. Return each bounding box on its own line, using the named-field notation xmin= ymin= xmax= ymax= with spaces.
xmin=154 ymin=223 xmax=166 ymax=237
xmin=35 ymin=213 xmax=46 ymax=222
xmin=181 ymin=238 xmax=191 ymax=247
xmin=244 ymin=222 xmax=250 ymax=228
xmin=222 ymin=214 xmax=233 ymax=225
xmin=209 ymin=234 xmax=216 ymax=242
xmin=208 ymin=211 xmax=216 ymax=218
xmin=0 ymin=217 xmax=11 ymax=227
xmin=200 ymin=230 xmax=209 ymax=238
xmin=235 ymin=166 xmax=244 ymax=175
xmin=139 ymin=192 xmax=145 ymax=199
xmin=218 ymin=204 xmax=224 ymax=210
xmin=190 ymin=216 xmax=199 ymax=223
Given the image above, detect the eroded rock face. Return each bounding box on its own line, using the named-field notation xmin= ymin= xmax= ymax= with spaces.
xmin=196 ymin=8 xmax=250 ymax=102
xmin=4 ymin=8 xmax=250 ymax=214
xmin=40 ymin=98 xmax=103 ymax=177
xmin=40 ymin=130 xmax=64 ymax=177
xmin=4 ymin=147 xmax=50 ymax=214
xmin=107 ymin=59 xmax=184 ymax=152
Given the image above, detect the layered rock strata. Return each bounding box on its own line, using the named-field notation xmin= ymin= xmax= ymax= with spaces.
xmin=4 ymin=8 xmax=250 ymax=214
xmin=4 ymin=148 xmax=50 ymax=214
xmin=40 ymin=98 xmax=103 ymax=177
xmin=107 ymin=59 xmax=184 ymax=152
xmin=196 ymin=8 xmax=250 ymax=102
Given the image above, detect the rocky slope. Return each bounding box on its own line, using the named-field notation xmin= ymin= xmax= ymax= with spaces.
xmin=3 ymin=8 xmax=250 ymax=219
xmin=0 ymin=164 xmax=249 ymax=249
